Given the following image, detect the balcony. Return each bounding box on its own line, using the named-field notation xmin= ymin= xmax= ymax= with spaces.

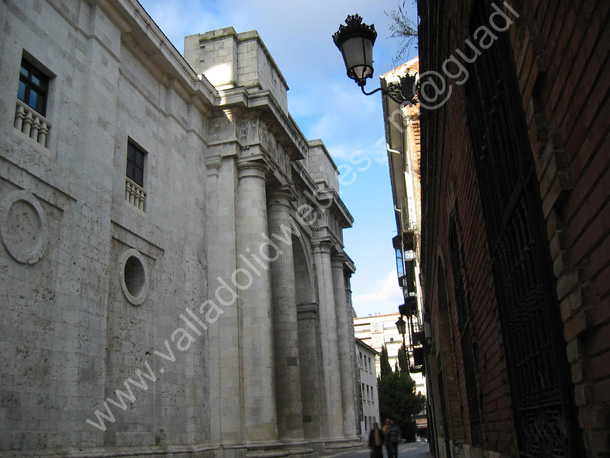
xmin=14 ymin=99 xmax=51 ymax=147
xmin=125 ymin=177 xmax=146 ymax=211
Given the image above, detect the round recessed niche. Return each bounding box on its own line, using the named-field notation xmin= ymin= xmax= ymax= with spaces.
xmin=120 ymin=248 xmax=148 ymax=305
xmin=0 ymin=190 xmax=48 ymax=264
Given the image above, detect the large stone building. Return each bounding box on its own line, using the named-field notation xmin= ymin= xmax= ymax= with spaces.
xmin=416 ymin=1 xmax=610 ymax=457
xmin=0 ymin=0 xmax=360 ymax=456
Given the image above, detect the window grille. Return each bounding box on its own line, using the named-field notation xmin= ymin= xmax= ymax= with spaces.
xmin=464 ymin=1 xmax=583 ymax=456
xmin=449 ymin=213 xmax=483 ymax=446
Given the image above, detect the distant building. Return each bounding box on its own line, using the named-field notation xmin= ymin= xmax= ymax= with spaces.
xmin=354 ymin=312 xmax=426 ymax=397
xmin=356 ymin=338 xmax=379 ymax=437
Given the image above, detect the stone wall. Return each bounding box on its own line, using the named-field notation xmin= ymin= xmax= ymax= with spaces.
xmin=0 ymin=0 xmax=360 ymax=456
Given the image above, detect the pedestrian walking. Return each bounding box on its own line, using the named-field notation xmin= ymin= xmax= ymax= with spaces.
xmin=382 ymin=419 xmax=391 ymax=457
xmin=368 ymin=421 xmax=384 ymax=458
xmin=387 ymin=419 xmax=401 ymax=458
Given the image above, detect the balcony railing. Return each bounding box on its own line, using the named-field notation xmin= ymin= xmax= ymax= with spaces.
xmin=14 ymin=99 xmax=51 ymax=147
xmin=125 ymin=177 xmax=146 ymax=211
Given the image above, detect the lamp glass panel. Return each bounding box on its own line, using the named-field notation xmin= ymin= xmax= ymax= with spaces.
xmin=341 ymin=35 xmax=374 ymax=81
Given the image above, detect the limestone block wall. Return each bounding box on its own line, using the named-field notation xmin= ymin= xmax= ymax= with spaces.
xmin=0 ymin=0 xmax=360 ymax=456
xmin=305 ymin=140 xmax=340 ymax=194
xmin=0 ymin=0 xmax=216 ymax=453
xmin=185 ymin=29 xmax=289 ymax=112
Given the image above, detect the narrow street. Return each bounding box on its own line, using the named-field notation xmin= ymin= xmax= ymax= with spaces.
xmin=329 ymin=441 xmax=433 ymax=458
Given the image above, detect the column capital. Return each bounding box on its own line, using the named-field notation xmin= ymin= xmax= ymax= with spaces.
xmin=331 ymin=253 xmax=347 ymax=269
xmin=311 ymin=238 xmax=333 ymax=254
xmin=267 ymin=185 xmax=297 ymax=209
xmin=297 ymin=301 xmax=319 ymax=317
xmin=205 ymin=155 xmax=222 ymax=177
xmin=236 ymin=159 xmax=268 ymax=180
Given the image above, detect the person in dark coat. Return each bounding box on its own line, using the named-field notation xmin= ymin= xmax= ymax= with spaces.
xmin=368 ymin=421 xmax=385 ymax=458
xmin=386 ymin=419 xmax=401 ymax=458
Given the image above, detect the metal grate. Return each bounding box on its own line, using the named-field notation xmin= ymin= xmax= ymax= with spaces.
xmin=463 ymin=1 xmax=583 ymax=456
xmin=449 ymin=213 xmax=483 ymax=446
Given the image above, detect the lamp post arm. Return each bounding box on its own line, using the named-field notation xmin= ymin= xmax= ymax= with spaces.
xmin=360 ymin=82 xmax=416 ymax=105
xmin=360 ymin=85 xmax=384 ymax=97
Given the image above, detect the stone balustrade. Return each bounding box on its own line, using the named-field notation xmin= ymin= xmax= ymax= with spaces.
xmin=125 ymin=177 xmax=146 ymax=211
xmin=14 ymin=99 xmax=51 ymax=147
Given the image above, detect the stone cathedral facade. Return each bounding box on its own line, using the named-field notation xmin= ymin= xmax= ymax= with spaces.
xmin=0 ymin=1 xmax=360 ymax=456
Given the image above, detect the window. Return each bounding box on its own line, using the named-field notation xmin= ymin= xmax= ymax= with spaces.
xmin=125 ymin=141 xmax=147 ymax=211
xmin=126 ymin=141 xmax=145 ymax=187
xmin=15 ymin=56 xmax=52 ymax=147
xmin=18 ymin=58 xmax=48 ymax=116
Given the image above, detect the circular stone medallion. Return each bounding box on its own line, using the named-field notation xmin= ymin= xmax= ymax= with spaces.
xmin=0 ymin=190 xmax=48 ymax=264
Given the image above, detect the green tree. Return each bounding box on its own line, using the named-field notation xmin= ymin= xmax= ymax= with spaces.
xmin=398 ymin=343 xmax=409 ymax=374
xmin=379 ymin=345 xmax=393 ymax=377
xmin=378 ymin=367 xmax=426 ymax=442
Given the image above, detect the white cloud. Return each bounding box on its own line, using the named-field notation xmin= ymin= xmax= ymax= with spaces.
xmin=352 ymin=270 xmax=403 ymax=317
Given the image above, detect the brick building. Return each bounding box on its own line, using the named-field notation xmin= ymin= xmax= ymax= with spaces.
xmin=417 ymin=1 xmax=609 ymax=457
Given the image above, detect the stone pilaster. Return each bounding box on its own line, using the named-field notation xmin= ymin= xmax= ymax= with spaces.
xmin=267 ymin=187 xmax=305 ymax=442
xmin=236 ymin=159 xmax=278 ymax=443
xmin=332 ymin=254 xmax=358 ymax=439
xmin=312 ymin=240 xmax=343 ymax=439
xmin=205 ymin=155 xmax=242 ymax=444
xmin=297 ymin=302 xmax=323 ymax=441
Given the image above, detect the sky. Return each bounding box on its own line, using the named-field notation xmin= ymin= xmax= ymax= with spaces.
xmin=138 ymin=0 xmax=418 ymax=317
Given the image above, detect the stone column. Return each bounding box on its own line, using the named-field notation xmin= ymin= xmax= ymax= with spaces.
xmin=332 ymin=254 xmax=358 ymax=439
xmin=344 ymin=262 xmax=360 ymax=439
xmin=313 ymin=240 xmax=344 ymax=439
xmin=267 ymin=187 xmax=305 ymax=442
xmin=236 ymin=160 xmax=277 ymax=443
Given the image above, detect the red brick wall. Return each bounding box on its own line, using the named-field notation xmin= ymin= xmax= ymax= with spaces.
xmin=419 ymin=0 xmax=519 ymax=454
xmin=419 ymin=0 xmax=609 ymax=456
xmin=509 ymin=0 xmax=610 ymax=455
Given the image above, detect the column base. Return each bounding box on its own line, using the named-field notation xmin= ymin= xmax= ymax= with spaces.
xmin=240 ymin=440 xmax=316 ymax=458
xmin=322 ymin=437 xmax=364 ymax=454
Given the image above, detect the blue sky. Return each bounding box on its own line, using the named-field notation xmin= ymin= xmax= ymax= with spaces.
xmin=138 ymin=0 xmax=417 ymax=317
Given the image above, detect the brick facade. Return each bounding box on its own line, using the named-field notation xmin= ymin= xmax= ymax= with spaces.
xmin=418 ymin=0 xmax=609 ymax=457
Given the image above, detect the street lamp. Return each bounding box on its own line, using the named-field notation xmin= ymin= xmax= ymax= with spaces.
xmin=333 ymin=14 xmax=418 ymax=105
xmin=395 ymin=316 xmax=407 ymax=346
xmin=395 ymin=316 xmax=406 ymax=335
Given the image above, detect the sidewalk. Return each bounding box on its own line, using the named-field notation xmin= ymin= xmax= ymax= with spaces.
xmin=324 ymin=441 xmax=433 ymax=458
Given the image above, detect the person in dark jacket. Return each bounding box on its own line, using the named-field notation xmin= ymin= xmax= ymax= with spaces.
xmin=368 ymin=421 xmax=385 ymax=458
xmin=386 ymin=419 xmax=401 ymax=458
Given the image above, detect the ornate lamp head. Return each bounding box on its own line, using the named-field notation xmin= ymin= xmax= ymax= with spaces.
xmin=333 ymin=15 xmax=377 ymax=86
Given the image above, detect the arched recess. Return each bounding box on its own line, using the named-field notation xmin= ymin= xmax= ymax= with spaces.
xmin=293 ymin=232 xmax=315 ymax=305
xmin=293 ymin=230 xmax=322 ymax=439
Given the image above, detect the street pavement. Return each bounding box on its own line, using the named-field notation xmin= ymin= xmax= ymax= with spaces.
xmin=327 ymin=441 xmax=433 ymax=458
